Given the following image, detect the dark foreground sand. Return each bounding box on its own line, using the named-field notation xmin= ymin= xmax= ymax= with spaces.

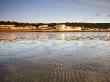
xmin=0 ymin=56 xmax=110 ymax=82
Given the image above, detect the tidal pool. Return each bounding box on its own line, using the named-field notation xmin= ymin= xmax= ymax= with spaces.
xmin=0 ymin=32 xmax=110 ymax=82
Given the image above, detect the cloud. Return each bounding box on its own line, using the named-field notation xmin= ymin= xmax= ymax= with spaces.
xmin=78 ymin=0 xmax=110 ymax=8
xmin=48 ymin=0 xmax=110 ymax=8
xmin=107 ymin=14 xmax=110 ymax=17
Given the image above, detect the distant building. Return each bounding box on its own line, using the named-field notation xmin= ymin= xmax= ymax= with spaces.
xmin=56 ymin=24 xmax=82 ymax=31
xmin=38 ymin=25 xmax=48 ymax=30
xmin=31 ymin=26 xmax=37 ymax=29
xmin=0 ymin=25 xmax=15 ymax=29
xmin=12 ymin=26 xmax=36 ymax=30
xmin=72 ymin=26 xmax=82 ymax=31
xmin=0 ymin=25 xmax=36 ymax=30
xmin=15 ymin=26 xmax=31 ymax=30
xmin=56 ymin=24 xmax=66 ymax=30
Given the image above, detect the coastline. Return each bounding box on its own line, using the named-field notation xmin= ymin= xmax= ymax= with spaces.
xmin=0 ymin=29 xmax=110 ymax=32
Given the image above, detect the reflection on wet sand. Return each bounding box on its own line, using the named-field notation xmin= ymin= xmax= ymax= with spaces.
xmin=0 ymin=32 xmax=110 ymax=41
xmin=0 ymin=32 xmax=110 ymax=82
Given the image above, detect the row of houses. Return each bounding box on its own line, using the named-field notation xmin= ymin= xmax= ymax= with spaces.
xmin=38 ymin=24 xmax=82 ymax=31
xmin=1 ymin=24 xmax=109 ymax=31
xmin=0 ymin=24 xmax=82 ymax=31
xmin=0 ymin=25 xmax=36 ymax=30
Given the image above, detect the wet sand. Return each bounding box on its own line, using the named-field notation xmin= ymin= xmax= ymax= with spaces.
xmin=0 ymin=32 xmax=110 ymax=82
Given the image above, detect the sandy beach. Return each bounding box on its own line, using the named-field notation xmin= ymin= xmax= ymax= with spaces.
xmin=0 ymin=32 xmax=110 ymax=82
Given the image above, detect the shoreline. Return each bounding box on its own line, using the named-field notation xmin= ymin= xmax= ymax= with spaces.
xmin=0 ymin=29 xmax=110 ymax=32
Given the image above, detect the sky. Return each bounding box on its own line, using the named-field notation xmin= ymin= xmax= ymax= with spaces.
xmin=0 ymin=0 xmax=110 ymax=23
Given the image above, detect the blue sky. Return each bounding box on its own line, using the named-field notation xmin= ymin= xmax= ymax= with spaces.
xmin=0 ymin=0 xmax=110 ymax=23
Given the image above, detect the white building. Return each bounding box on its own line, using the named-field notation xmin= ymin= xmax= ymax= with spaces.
xmin=56 ymin=24 xmax=67 ymax=31
xmin=39 ymin=25 xmax=48 ymax=30
xmin=56 ymin=24 xmax=82 ymax=31
xmin=72 ymin=26 xmax=82 ymax=31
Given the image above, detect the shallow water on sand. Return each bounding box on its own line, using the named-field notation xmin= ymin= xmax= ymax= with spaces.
xmin=0 ymin=32 xmax=110 ymax=82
